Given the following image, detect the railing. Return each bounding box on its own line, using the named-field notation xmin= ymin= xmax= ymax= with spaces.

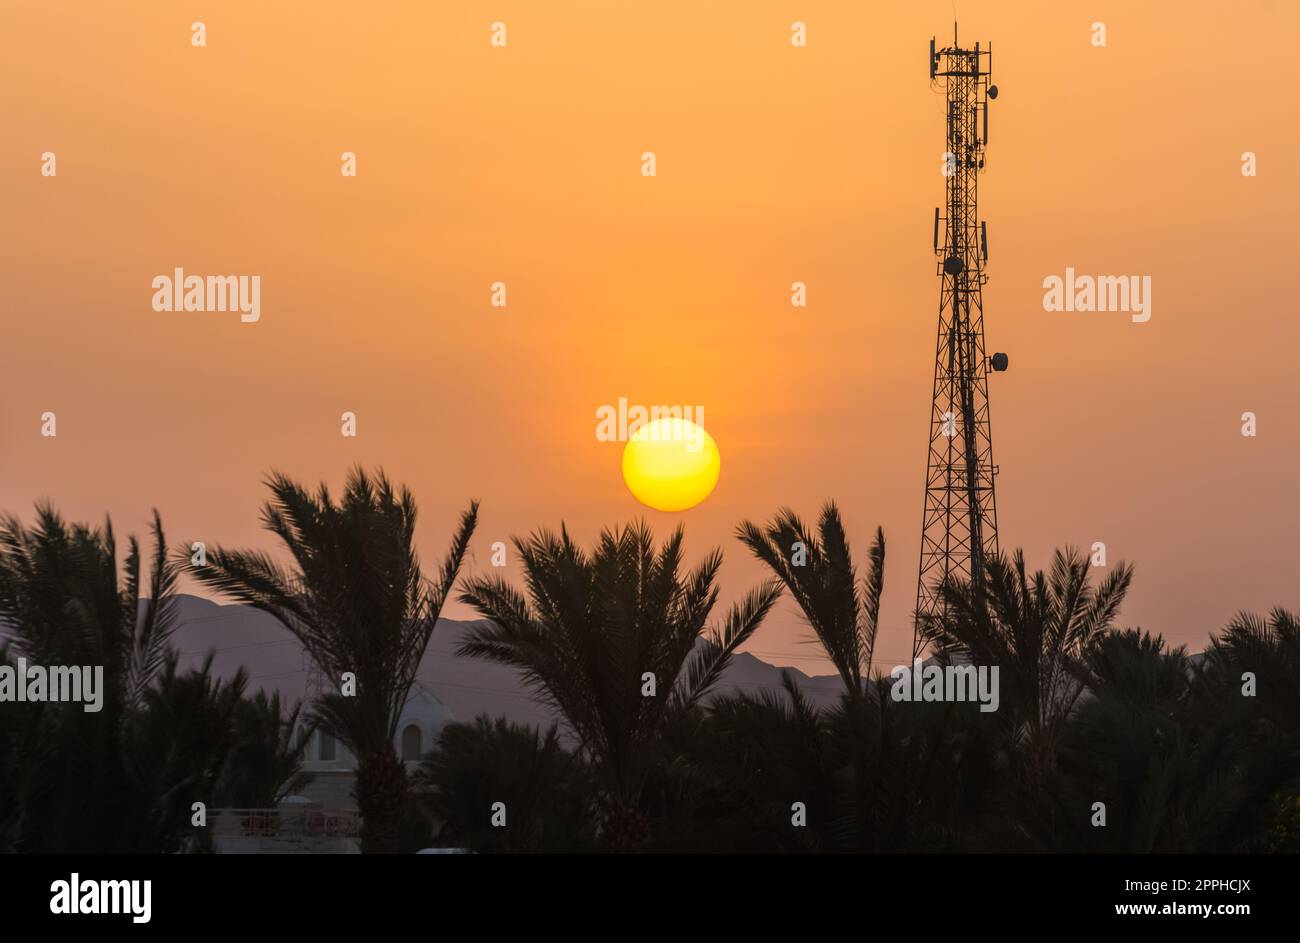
xmin=208 ymin=807 xmax=361 ymax=839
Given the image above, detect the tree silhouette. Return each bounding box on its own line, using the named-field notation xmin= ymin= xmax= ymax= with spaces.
xmin=187 ymin=467 xmax=477 ymax=853
xmin=456 ymin=520 xmax=780 ymax=851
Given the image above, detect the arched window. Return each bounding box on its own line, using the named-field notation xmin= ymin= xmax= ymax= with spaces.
xmin=319 ymin=730 xmax=336 ymax=762
xmin=401 ymin=724 xmax=423 ymax=762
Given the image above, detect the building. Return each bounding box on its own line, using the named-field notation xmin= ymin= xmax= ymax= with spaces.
xmin=298 ymin=682 xmax=457 ymax=809
xmin=206 ymin=683 xmax=456 ymax=853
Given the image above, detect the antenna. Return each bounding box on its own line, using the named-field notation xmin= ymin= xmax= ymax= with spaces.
xmin=933 ymin=207 xmax=940 ymax=251
xmin=981 ymin=220 xmax=988 ymax=260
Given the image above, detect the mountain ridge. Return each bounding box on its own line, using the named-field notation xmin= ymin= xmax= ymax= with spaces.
xmin=167 ymin=594 xmax=847 ymax=730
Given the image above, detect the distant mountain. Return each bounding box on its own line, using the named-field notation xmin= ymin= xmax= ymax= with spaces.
xmin=168 ymin=595 xmax=846 ymax=731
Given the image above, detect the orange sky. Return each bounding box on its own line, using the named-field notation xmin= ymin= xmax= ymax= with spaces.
xmin=3 ymin=1 xmax=1297 ymax=673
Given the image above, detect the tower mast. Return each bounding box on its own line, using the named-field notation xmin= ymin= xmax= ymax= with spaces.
xmin=914 ymin=24 xmax=1007 ymax=658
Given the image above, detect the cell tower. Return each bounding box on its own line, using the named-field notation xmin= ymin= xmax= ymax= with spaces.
xmin=914 ymin=24 xmax=1008 ymax=657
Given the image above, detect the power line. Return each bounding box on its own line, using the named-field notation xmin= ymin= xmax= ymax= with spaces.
xmin=247 ymin=668 xmax=306 ymax=683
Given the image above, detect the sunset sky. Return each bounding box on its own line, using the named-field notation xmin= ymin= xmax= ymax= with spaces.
xmin=3 ymin=1 xmax=1297 ymax=673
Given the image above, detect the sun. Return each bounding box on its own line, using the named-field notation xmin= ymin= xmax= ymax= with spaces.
xmin=621 ymin=418 xmax=720 ymax=512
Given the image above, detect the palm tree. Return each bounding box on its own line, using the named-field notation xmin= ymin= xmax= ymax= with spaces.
xmin=735 ymin=502 xmax=884 ymax=694
xmin=0 ymin=505 xmax=198 ymax=851
xmin=1200 ymin=607 xmax=1300 ymax=735
xmin=920 ymin=546 xmax=1134 ymax=771
xmin=734 ymin=504 xmax=996 ymax=851
xmin=414 ymin=716 xmax=593 ymax=853
xmin=659 ymin=672 xmax=836 ymax=852
xmin=127 ymin=652 xmax=248 ymax=851
xmin=1195 ymin=608 xmax=1300 ymax=850
xmin=1013 ymin=630 xmax=1297 ymax=852
xmin=186 ymin=467 xmax=478 ymax=853
xmin=456 ymin=521 xmax=781 ymax=851
xmin=213 ymin=690 xmax=313 ymax=808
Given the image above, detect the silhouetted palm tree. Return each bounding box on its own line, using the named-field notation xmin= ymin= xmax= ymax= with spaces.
xmin=456 ymin=521 xmax=781 ymax=851
xmin=921 ymin=547 xmax=1134 ymax=771
xmin=213 ymin=690 xmax=313 ymax=808
xmin=187 ymin=467 xmax=478 ymax=853
xmin=733 ymin=505 xmax=995 ymax=851
xmin=657 ymin=671 xmax=836 ymax=852
xmin=414 ymin=716 xmax=594 ymax=853
xmin=1194 ymin=608 xmax=1300 ymax=850
xmin=0 ymin=505 xmax=224 ymax=851
xmin=1013 ymin=630 xmax=1297 ymax=851
xmin=129 ymin=652 xmax=247 ymax=850
xmin=735 ymin=503 xmax=884 ymax=694
xmin=1200 ymin=607 xmax=1300 ymax=735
